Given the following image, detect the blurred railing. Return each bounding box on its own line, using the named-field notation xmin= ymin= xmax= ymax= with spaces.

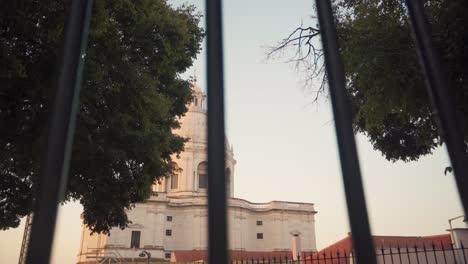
xmin=172 ymin=243 xmax=468 ymax=264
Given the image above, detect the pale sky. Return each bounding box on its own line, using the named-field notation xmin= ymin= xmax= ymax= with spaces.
xmin=0 ymin=1 xmax=465 ymax=263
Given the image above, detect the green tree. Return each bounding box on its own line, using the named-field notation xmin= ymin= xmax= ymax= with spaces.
xmin=271 ymin=0 xmax=468 ymax=162
xmin=0 ymin=0 xmax=203 ymax=233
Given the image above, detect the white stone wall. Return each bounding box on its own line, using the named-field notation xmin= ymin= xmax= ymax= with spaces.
xmin=227 ymin=200 xmax=317 ymax=252
xmin=77 ymin=224 xmax=108 ymax=263
xmin=78 ymin=196 xmax=317 ymax=262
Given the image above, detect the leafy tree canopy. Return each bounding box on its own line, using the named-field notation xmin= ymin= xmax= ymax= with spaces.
xmin=271 ymin=0 xmax=468 ymax=162
xmin=0 ymin=0 xmax=203 ymax=233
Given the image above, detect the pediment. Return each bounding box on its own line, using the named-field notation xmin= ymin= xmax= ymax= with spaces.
xmin=128 ymin=223 xmax=144 ymax=229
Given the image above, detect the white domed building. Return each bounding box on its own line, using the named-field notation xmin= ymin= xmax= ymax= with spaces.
xmin=77 ymin=84 xmax=317 ymax=263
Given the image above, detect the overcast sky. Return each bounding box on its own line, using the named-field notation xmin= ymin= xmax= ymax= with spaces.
xmin=0 ymin=1 xmax=464 ymax=263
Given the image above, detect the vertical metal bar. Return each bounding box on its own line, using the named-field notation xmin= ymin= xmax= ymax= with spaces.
xmin=406 ymin=245 xmax=412 ymax=264
xmin=424 ymin=244 xmax=429 ymax=264
xmin=314 ymin=1 xmax=376 ymax=263
xmin=25 ymin=0 xmax=93 ymax=263
xmin=398 ymin=246 xmax=403 ymax=263
xmin=461 ymin=241 xmax=467 ymax=264
xmin=451 ymin=243 xmax=458 ymax=264
xmin=390 ymin=247 xmax=395 ymax=264
xmin=404 ymin=0 xmax=468 ymax=215
xmin=205 ymin=0 xmax=228 ymax=263
xmin=441 ymin=242 xmax=448 ymax=264
xmin=406 ymin=244 xmax=411 ymax=264
xmin=433 ymin=244 xmax=439 ymax=264
xmin=415 ymin=246 xmax=420 ymax=264
xmin=382 ymin=247 xmax=387 ymax=264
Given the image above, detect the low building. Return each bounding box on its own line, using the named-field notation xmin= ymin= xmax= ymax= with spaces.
xmin=77 ymin=84 xmax=317 ymax=263
xmin=307 ymin=231 xmax=468 ymax=264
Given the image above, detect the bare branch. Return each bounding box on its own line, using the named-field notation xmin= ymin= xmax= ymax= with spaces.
xmin=267 ymin=24 xmax=327 ymax=103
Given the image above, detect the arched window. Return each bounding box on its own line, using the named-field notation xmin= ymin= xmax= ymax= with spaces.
xmin=225 ymin=168 xmax=231 ymax=197
xmin=171 ymin=174 xmax=178 ymax=189
xmin=198 ymin=162 xmax=208 ymax=189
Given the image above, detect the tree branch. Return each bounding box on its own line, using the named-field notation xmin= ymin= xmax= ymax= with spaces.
xmin=267 ymin=24 xmax=327 ymax=103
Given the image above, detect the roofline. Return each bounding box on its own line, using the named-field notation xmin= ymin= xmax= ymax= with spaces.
xmin=229 ymin=197 xmax=315 ymax=206
xmin=144 ymin=195 xmax=317 ymax=213
xmin=317 ymin=233 xmax=452 ymax=252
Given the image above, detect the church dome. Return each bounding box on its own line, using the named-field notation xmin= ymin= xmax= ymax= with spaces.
xmin=166 ymin=83 xmax=236 ymax=197
xmin=173 ymin=83 xmax=207 ymax=144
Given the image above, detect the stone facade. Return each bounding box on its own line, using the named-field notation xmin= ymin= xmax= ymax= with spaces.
xmin=77 ymin=84 xmax=317 ymax=263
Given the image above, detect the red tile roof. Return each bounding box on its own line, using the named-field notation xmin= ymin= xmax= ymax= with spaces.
xmin=372 ymin=234 xmax=451 ymax=249
xmin=172 ymin=250 xmax=207 ymax=262
xmin=173 ymin=250 xmax=311 ymax=262
xmin=306 ymin=232 xmax=452 ymax=261
xmin=230 ymin=251 xmax=293 ymax=261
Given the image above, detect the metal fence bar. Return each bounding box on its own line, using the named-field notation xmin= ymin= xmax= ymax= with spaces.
xmin=432 ymin=244 xmax=439 ymax=264
xmin=25 ymin=0 xmax=93 ymax=263
xmin=415 ymin=246 xmax=421 ymax=264
xmin=205 ymin=0 xmax=228 ymax=263
xmin=390 ymin=247 xmax=395 ymax=264
xmin=424 ymin=244 xmax=430 ymax=264
xmin=451 ymin=243 xmax=458 ymax=264
xmin=398 ymin=246 xmax=403 ymax=264
xmin=406 ymin=245 xmax=412 ymax=264
xmin=461 ymin=242 xmax=468 ymax=264
xmin=314 ymin=1 xmax=377 ymax=263
xmin=441 ymin=242 xmax=448 ymax=263
xmin=404 ymin=0 xmax=468 ymax=215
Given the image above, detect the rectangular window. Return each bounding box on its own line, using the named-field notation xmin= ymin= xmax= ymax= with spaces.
xmin=256 ymin=220 xmax=263 ymax=226
xmin=199 ymin=174 xmax=207 ymax=189
xmin=130 ymin=231 xmax=141 ymax=248
xmin=171 ymin=175 xmax=178 ymax=189
xmin=166 ymin=229 xmax=172 ymax=236
xmin=257 ymin=233 xmax=263 ymax=239
xmin=165 ymin=252 xmax=171 ymax=259
xmin=167 ymin=216 xmax=173 ymax=221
